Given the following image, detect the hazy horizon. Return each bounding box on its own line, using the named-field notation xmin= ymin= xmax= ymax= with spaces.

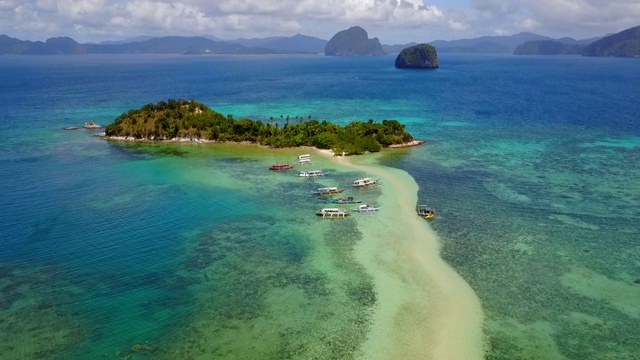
xmin=1 ymin=0 xmax=637 ymax=44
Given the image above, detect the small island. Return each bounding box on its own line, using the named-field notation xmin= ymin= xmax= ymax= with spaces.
xmin=395 ymin=44 xmax=439 ymax=69
xmin=103 ymin=99 xmax=422 ymax=155
xmin=324 ymin=26 xmax=387 ymax=56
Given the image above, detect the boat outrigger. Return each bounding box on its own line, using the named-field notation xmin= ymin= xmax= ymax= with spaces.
xmin=331 ymin=196 xmax=362 ymax=204
xmin=299 ymin=170 xmax=326 ymax=177
xmin=312 ymin=187 xmax=345 ymax=195
xmin=354 ymin=204 xmax=380 ymax=213
xmin=352 ymin=177 xmax=380 ymax=187
xmin=298 ymin=154 xmax=312 ymax=165
xmin=416 ymin=205 xmax=435 ymax=219
xmin=269 ymin=163 xmax=294 ymax=170
xmin=316 ymin=208 xmax=349 ymax=218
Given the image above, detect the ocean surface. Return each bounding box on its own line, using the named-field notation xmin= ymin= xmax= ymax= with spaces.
xmin=1 ymin=53 xmax=639 ymax=359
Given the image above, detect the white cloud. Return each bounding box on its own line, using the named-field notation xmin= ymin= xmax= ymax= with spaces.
xmin=35 ymin=0 xmax=58 ymax=12
xmin=469 ymin=0 xmax=640 ymax=38
xmin=516 ymin=18 xmax=541 ymax=31
xmin=0 ymin=0 xmax=638 ymax=42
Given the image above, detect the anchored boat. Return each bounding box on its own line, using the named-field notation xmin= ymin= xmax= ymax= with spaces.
xmin=416 ymin=205 xmax=435 ymax=219
xmin=298 ymin=154 xmax=312 ymax=165
xmin=354 ymin=204 xmax=380 ymax=213
xmin=316 ymin=208 xmax=349 ymax=218
xmin=352 ymin=177 xmax=380 ymax=187
xmin=331 ymin=196 xmax=362 ymax=204
xmin=269 ymin=163 xmax=294 ymax=170
xmin=299 ymin=170 xmax=326 ymax=177
xmin=312 ymin=187 xmax=345 ymax=195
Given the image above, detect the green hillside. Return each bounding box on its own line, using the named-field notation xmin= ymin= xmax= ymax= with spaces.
xmin=104 ymin=99 xmax=417 ymax=155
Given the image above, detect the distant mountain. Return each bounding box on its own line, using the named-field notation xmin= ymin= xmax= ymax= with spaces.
xmin=86 ymin=36 xmax=259 ymax=54
xmin=383 ymin=42 xmax=418 ymax=53
xmin=263 ymin=34 xmax=327 ymax=54
xmin=430 ymin=32 xmax=552 ymax=53
xmin=0 ymin=35 xmax=86 ymax=54
xmin=98 ymin=36 xmax=157 ymax=45
xmin=325 ymin=26 xmax=386 ymax=56
xmin=514 ymin=40 xmax=584 ymax=55
xmin=232 ymin=34 xmax=327 ymax=53
xmin=0 ymin=34 xmax=323 ymax=55
xmin=582 ymin=25 xmax=640 ymax=57
xmin=229 ymin=36 xmax=285 ymax=48
xmin=554 ymin=36 xmax=603 ymax=45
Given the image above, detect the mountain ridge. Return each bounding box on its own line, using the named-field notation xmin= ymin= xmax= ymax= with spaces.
xmin=1 ymin=28 xmax=634 ymax=56
xmin=582 ymin=25 xmax=640 ymax=57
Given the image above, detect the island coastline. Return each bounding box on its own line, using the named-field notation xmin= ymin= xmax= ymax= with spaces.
xmin=101 ymin=134 xmax=425 ymax=149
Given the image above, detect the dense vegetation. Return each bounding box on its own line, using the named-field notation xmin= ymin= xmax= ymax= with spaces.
xmin=514 ymin=40 xmax=584 ymax=55
xmin=324 ymin=26 xmax=386 ymax=56
xmin=582 ymin=25 xmax=640 ymax=57
xmin=104 ymin=99 xmax=416 ymax=155
xmin=395 ymin=44 xmax=439 ymax=68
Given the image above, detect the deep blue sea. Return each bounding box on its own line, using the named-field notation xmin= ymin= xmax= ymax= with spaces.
xmin=0 ymin=53 xmax=639 ymax=359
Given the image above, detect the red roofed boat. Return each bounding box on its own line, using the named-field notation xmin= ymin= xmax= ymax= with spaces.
xmin=269 ymin=163 xmax=294 ymax=170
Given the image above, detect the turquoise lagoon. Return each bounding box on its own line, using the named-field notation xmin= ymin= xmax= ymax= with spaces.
xmin=0 ymin=54 xmax=639 ymax=359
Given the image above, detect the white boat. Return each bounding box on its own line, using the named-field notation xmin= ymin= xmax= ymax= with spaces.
xmin=354 ymin=204 xmax=380 ymax=212
xmin=298 ymin=154 xmax=312 ymax=164
xmin=299 ymin=170 xmax=325 ymax=177
xmin=316 ymin=208 xmax=349 ymax=218
xmin=352 ymin=177 xmax=380 ymax=187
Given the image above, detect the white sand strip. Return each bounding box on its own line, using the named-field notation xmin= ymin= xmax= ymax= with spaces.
xmin=319 ymin=150 xmax=485 ymax=360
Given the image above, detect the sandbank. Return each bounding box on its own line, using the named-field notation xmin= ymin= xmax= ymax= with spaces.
xmin=318 ymin=149 xmax=485 ymax=359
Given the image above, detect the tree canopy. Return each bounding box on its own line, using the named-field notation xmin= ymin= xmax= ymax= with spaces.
xmin=104 ymin=99 xmax=416 ymax=155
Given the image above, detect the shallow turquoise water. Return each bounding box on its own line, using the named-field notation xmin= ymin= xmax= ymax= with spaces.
xmin=1 ymin=54 xmax=639 ymax=359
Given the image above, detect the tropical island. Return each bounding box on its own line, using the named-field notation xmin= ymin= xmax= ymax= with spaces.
xmin=324 ymin=26 xmax=387 ymax=56
xmin=395 ymin=44 xmax=440 ymax=69
xmin=103 ymin=99 xmax=422 ymax=155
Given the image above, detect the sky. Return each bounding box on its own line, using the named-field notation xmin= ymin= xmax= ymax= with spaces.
xmin=1 ymin=0 xmax=639 ymax=43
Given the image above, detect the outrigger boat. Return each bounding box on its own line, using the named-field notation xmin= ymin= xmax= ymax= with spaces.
xmin=416 ymin=205 xmax=435 ymax=219
xmin=269 ymin=163 xmax=294 ymax=170
xmin=352 ymin=177 xmax=380 ymax=187
xmin=331 ymin=196 xmax=362 ymax=204
xmin=299 ymin=170 xmax=326 ymax=177
xmin=354 ymin=204 xmax=380 ymax=213
xmin=312 ymin=187 xmax=345 ymax=195
xmin=298 ymin=154 xmax=312 ymax=165
xmin=316 ymin=208 xmax=349 ymax=218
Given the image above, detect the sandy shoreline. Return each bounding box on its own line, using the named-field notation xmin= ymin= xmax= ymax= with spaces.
xmin=317 ymin=149 xmax=485 ymax=359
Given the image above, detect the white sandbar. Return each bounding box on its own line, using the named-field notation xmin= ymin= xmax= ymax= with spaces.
xmin=320 ymin=150 xmax=485 ymax=360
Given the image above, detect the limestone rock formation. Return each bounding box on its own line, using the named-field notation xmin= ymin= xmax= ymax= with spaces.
xmin=394 ymin=44 xmax=439 ymax=69
xmin=324 ymin=26 xmax=386 ymax=56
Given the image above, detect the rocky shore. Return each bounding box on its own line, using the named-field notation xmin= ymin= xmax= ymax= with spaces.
xmin=63 ymin=120 xmax=103 ymax=130
xmin=387 ymin=139 xmax=425 ymax=148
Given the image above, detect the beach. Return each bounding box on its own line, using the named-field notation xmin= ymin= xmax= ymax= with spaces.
xmin=318 ymin=150 xmax=485 ymax=359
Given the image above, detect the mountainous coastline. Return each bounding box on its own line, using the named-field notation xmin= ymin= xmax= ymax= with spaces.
xmin=0 ymin=34 xmax=326 ymax=55
xmin=1 ymin=25 xmax=637 ymax=56
xmin=514 ymin=40 xmax=584 ymax=55
xmin=324 ymin=26 xmax=386 ymax=56
xmin=514 ymin=25 xmax=639 ymax=56
xmin=582 ymin=25 xmax=640 ymax=57
xmin=430 ymin=32 xmax=551 ymax=53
